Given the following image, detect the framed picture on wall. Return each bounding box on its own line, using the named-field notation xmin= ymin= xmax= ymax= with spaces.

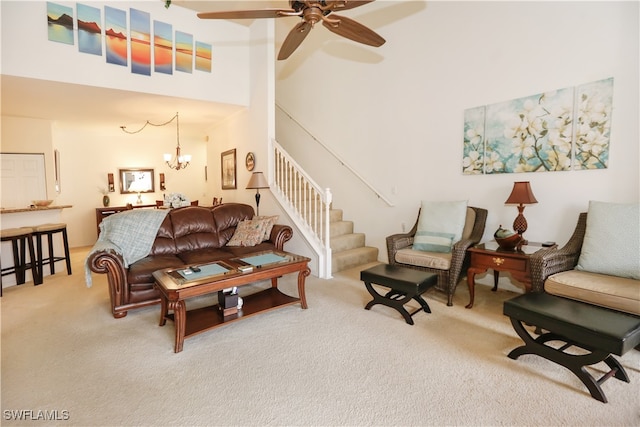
xmin=221 ymin=149 xmax=237 ymax=189
xmin=119 ymin=168 xmax=155 ymax=193
xmin=245 ymin=152 xmax=255 ymax=171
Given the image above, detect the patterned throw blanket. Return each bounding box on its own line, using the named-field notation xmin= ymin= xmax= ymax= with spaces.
xmin=85 ymin=209 xmax=169 ymax=287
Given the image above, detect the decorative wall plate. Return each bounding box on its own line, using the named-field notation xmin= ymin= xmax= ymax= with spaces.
xmin=245 ymin=152 xmax=255 ymax=171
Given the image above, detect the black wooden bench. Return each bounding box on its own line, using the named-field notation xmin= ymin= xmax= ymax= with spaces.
xmin=360 ymin=264 xmax=437 ymax=325
xmin=503 ymin=292 xmax=640 ymax=403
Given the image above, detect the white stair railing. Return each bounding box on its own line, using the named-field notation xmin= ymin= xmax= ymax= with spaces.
xmin=276 ymin=103 xmax=394 ymax=207
xmin=271 ymin=139 xmax=333 ymax=278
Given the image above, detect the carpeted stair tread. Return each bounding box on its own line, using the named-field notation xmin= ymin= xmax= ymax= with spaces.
xmin=330 ymin=220 xmax=353 ymax=238
xmin=332 ymin=246 xmax=379 ymax=273
xmin=330 ymin=233 xmax=365 ymax=253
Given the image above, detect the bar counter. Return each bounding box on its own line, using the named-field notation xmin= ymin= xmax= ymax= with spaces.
xmin=1 ymin=205 xmax=73 ymax=214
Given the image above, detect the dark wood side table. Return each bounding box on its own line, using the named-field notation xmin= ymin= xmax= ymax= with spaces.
xmin=465 ymin=241 xmax=557 ymax=309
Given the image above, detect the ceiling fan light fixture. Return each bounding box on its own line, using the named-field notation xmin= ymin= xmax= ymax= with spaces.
xmin=198 ymin=0 xmax=384 ymax=60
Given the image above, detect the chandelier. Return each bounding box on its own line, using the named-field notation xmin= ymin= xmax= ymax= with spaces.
xmin=120 ymin=112 xmax=191 ymax=171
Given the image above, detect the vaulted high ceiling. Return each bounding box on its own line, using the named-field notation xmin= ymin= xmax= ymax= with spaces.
xmin=1 ymin=1 xmax=281 ymax=132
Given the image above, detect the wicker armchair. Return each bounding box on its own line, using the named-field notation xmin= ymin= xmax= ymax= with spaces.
xmin=529 ymin=212 xmax=587 ymax=293
xmin=386 ymin=206 xmax=487 ymax=306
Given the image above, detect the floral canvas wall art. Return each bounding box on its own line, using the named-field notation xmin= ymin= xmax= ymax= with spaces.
xmin=574 ymin=79 xmax=613 ymax=170
xmin=462 ymin=107 xmax=486 ymax=175
xmin=463 ymin=78 xmax=613 ymax=175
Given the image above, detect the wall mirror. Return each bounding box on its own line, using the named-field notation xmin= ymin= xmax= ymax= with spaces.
xmin=119 ymin=168 xmax=155 ymax=194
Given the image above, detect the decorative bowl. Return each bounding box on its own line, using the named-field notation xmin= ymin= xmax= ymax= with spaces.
xmin=495 ymin=233 xmax=523 ymax=251
xmin=32 ymin=200 xmax=54 ymax=207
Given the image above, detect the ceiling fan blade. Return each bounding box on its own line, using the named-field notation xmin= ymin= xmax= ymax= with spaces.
xmin=332 ymin=1 xmax=376 ymax=12
xmin=322 ymin=14 xmax=385 ymax=47
xmin=197 ymin=9 xmax=295 ymax=20
xmin=278 ymin=21 xmax=312 ymax=60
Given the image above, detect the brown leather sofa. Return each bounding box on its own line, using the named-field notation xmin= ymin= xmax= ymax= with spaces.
xmin=87 ymin=203 xmax=292 ymax=318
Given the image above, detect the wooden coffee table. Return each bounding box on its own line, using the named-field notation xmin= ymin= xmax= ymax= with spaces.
xmin=153 ymin=250 xmax=310 ymax=352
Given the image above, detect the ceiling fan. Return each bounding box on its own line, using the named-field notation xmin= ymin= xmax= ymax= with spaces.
xmin=197 ymin=1 xmax=385 ymax=60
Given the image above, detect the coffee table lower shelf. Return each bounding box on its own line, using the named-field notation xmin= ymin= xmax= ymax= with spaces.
xmin=162 ymin=287 xmax=300 ymax=349
xmin=176 ymin=288 xmax=298 ymax=335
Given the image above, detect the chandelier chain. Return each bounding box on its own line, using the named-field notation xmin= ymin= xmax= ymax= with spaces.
xmin=120 ymin=113 xmax=179 ymax=136
xmin=120 ymin=112 xmax=189 ymax=171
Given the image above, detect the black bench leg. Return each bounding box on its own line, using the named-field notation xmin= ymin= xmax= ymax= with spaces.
xmin=507 ymin=317 xmax=627 ymax=403
xmin=411 ymin=294 xmax=431 ymax=314
xmin=388 ymin=290 xmax=432 ymax=315
xmin=364 ymin=282 xmax=415 ymax=325
xmin=602 ymin=355 xmax=629 ymax=382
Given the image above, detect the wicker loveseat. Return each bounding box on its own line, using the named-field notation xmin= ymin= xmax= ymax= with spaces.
xmin=87 ymin=203 xmax=292 ymax=318
xmin=530 ymin=207 xmax=640 ymax=316
xmin=386 ymin=206 xmax=487 ymax=306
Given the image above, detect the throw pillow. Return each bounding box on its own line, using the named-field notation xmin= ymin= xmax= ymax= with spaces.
xmin=412 ymin=200 xmax=468 ymax=253
xmin=576 ymin=201 xmax=640 ymax=280
xmin=253 ymin=215 xmax=279 ymax=241
xmin=226 ymin=219 xmax=268 ymax=247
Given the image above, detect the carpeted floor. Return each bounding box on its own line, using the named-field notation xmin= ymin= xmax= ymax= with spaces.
xmin=1 ymin=247 xmax=639 ymax=426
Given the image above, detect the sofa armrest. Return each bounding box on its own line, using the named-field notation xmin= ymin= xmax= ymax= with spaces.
xmin=529 ymin=247 xmax=581 ymax=293
xmin=86 ymin=245 xmax=130 ymax=318
xmin=448 ymin=236 xmax=481 ymax=287
xmin=529 ymin=212 xmax=587 ymax=293
xmin=87 ymin=243 xmax=125 ymax=274
xmin=269 ymin=224 xmax=293 ymax=251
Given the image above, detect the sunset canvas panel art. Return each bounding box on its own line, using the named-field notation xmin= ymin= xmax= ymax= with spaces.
xmin=154 ymin=20 xmax=173 ymax=75
xmin=175 ymin=31 xmax=193 ymax=73
xmin=105 ymin=6 xmax=127 ymax=66
xmin=47 ymin=2 xmax=74 ymax=45
xmin=195 ymin=41 xmax=212 ymax=72
xmin=130 ymin=8 xmax=151 ymax=76
xmin=77 ymin=3 xmax=102 ymax=56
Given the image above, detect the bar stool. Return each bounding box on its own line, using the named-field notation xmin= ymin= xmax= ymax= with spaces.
xmin=33 ymin=223 xmax=72 ymax=280
xmin=1 ymin=227 xmax=41 ymax=295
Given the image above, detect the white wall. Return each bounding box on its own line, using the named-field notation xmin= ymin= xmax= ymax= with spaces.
xmin=0 ymin=1 xmax=267 ymax=247
xmin=0 ymin=118 xmax=56 ymax=197
xmin=1 ymin=0 xmax=250 ymax=105
xmin=275 ymin=1 xmax=639 ymax=271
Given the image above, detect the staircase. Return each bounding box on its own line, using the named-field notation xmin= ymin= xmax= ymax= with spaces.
xmin=329 ymin=208 xmax=378 ymax=273
xmin=272 ymin=140 xmax=382 ymax=277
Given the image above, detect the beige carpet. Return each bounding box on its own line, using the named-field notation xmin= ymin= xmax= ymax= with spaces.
xmin=1 ymin=247 xmax=639 ymax=426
